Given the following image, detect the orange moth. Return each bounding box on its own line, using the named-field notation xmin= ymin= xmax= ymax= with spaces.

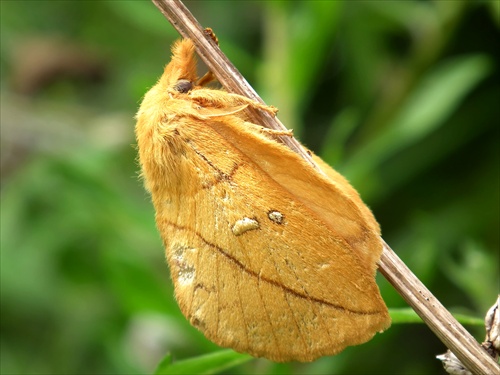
xmin=135 ymin=38 xmax=390 ymax=362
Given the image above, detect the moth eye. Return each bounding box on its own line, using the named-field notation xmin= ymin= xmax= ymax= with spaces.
xmin=174 ymin=79 xmax=193 ymax=93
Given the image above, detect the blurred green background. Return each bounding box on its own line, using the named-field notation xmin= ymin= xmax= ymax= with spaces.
xmin=1 ymin=1 xmax=498 ymax=374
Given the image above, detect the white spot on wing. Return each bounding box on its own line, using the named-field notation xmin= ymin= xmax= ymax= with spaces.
xmin=268 ymin=210 xmax=284 ymax=224
xmin=171 ymin=243 xmax=196 ymax=285
xmin=178 ymin=264 xmax=195 ymax=285
xmin=318 ymin=262 xmax=330 ymax=270
xmin=231 ymin=217 xmax=259 ymax=236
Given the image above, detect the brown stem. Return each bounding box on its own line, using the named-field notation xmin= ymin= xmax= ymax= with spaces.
xmin=151 ymin=1 xmax=499 ymax=374
xmin=379 ymin=240 xmax=498 ymax=374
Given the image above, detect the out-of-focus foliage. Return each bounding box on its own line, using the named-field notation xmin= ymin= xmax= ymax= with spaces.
xmin=1 ymin=1 xmax=498 ymax=374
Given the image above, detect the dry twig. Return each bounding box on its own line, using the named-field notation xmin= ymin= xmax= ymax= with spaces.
xmin=151 ymin=1 xmax=499 ymax=374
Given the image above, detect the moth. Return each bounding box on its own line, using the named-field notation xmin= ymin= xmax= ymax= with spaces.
xmin=135 ymin=37 xmax=390 ymax=362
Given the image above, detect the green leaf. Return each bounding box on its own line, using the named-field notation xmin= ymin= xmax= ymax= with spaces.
xmin=451 ymin=313 xmax=485 ymax=327
xmin=389 ymin=308 xmax=424 ymax=324
xmin=346 ymin=54 xmax=492 ymax=185
xmin=389 ymin=308 xmax=484 ymax=326
xmin=441 ymin=240 xmax=499 ymax=311
xmin=321 ymin=107 xmax=360 ymax=164
xmin=154 ymin=350 xmax=253 ymax=375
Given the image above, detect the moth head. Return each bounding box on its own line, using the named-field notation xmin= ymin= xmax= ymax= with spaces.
xmin=160 ymin=39 xmax=198 ymax=92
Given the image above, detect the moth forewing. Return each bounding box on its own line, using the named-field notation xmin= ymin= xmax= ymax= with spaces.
xmin=135 ymin=38 xmax=390 ymax=363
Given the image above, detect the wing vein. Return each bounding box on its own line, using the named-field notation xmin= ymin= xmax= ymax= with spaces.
xmin=161 ymin=219 xmax=383 ymax=316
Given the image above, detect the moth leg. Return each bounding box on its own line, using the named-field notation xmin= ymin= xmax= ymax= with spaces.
xmin=196 ymin=29 xmax=219 ymax=87
xmin=204 ymin=28 xmax=219 ymax=46
xmin=197 ymin=71 xmax=216 ymax=87
xmin=243 ymin=121 xmax=294 ymax=138
xmin=261 ymin=127 xmax=294 ymax=137
xmin=189 ymin=89 xmax=278 ymax=116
